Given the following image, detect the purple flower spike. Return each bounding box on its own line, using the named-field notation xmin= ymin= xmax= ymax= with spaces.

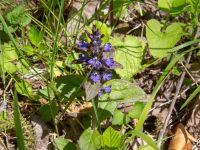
xmin=102 ymin=72 xmax=112 ymax=81
xmin=90 ymin=72 xmax=101 ymax=82
xmin=88 ymin=58 xmax=102 ymax=68
xmin=104 ymin=43 xmax=112 ymax=52
xmin=98 ymin=91 xmax=103 ymax=97
xmin=77 ymin=41 xmax=88 ymax=50
xmin=104 ymin=58 xmax=114 ymax=67
xmin=104 ymin=86 xmax=111 ymax=93
xmin=78 ymin=54 xmax=88 ymax=62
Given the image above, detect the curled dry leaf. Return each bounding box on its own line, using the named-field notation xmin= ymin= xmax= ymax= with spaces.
xmin=168 ymin=123 xmax=197 ymax=150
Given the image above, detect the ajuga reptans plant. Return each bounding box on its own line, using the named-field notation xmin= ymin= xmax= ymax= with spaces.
xmin=75 ymin=26 xmax=122 ymax=98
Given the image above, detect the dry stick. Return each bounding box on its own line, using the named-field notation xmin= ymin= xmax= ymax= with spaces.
xmin=157 ymin=52 xmax=192 ymax=148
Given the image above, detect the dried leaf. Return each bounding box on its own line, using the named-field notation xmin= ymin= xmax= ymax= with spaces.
xmin=168 ymin=123 xmax=196 ymax=150
xmin=84 ymin=81 xmax=102 ymax=101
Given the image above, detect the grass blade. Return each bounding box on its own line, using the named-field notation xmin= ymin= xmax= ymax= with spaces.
xmin=13 ymin=89 xmax=25 ymax=150
xmin=135 ymin=48 xmax=197 ymax=131
xmin=181 ymin=85 xmax=200 ymax=109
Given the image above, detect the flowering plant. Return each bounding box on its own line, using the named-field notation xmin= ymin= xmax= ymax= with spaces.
xmin=75 ymin=26 xmax=122 ymax=99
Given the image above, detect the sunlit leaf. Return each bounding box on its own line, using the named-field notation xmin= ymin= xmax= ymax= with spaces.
xmin=158 ymin=0 xmax=190 ymax=15
xmin=6 ymin=5 xmax=31 ymax=26
xmin=111 ymin=35 xmax=145 ymax=79
xmin=99 ymin=79 xmax=146 ymax=103
xmin=146 ymin=19 xmax=183 ymax=58
xmin=98 ymin=101 xmax=117 ymax=122
xmin=102 ymin=126 xmax=121 ymax=149
xmin=54 ymin=137 xmax=77 ymax=150
xmin=27 ymin=26 xmax=43 ymax=47
xmin=128 ymin=101 xmax=145 ymax=119
xmin=15 ymin=80 xmax=33 ymax=97
xmin=112 ymin=109 xmax=130 ymax=125
xmin=79 ymin=128 xmax=102 ymax=150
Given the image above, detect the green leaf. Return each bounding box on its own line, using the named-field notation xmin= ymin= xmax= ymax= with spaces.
xmin=146 ymin=19 xmax=183 ymax=58
xmin=3 ymin=43 xmax=18 ymax=61
xmin=54 ymin=137 xmax=77 ymax=150
xmin=128 ymin=101 xmax=145 ymax=119
xmin=0 ymin=43 xmax=18 ymax=74
xmin=112 ymin=109 xmax=130 ymax=125
xmin=15 ymin=80 xmax=33 ymax=97
xmin=98 ymin=101 xmax=117 ymax=122
xmin=64 ymin=52 xmax=82 ymax=70
xmin=27 ymin=26 xmax=43 ymax=47
xmin=22 ymin=45 xmax=35 ymax=56
xmin=102 ymin=126 xmax=121 ymax=149
xmin=6 ymin=5 xmax=31 ymax=26
xmin=37 ymin=87 xmax=55 ymax=101
xmin=55 ymin=75 xmax=85 ymax=102
xmin=79 ymin=128 xmax=102 ymax=150
xmin=4 ymin=61 xmax=18 ymax=74
xmin=158 ymin=0 xmax=190 ymax=15
xmin=99 ymin=79 xmax=146 ymax=103
xmin=111 ymin=35 xmax=145 ymax=79
xmin=39 ymin=101 xmax=58 ymax=122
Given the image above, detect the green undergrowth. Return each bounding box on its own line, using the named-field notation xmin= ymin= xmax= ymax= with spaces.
xmin=0 ymin=0 xmax=199 ymax=150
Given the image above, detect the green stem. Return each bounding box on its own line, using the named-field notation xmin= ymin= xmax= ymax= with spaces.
xmin=91 ymin=99 xmax=100 ymax=129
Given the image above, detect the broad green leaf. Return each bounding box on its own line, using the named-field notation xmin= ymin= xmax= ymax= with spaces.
xmin=112 ymin=109 xmax=130 ymax=125
xmin=64 ymin=52 xmax=82 ymax=70
xmin=55 ymin=75 xmax=85 ymax=102
xmin=4 ymin=62 xmax=18 ymax=74
xmin=99 ymin=79 xmax=146 ymax=103
xmin=128 ymin=101 xmax=145 ymax=119
xmin=1 ymin=43 xmax=21 ymax=73
xmin=39 ymin=101 xmax=58 ymax=122
xmin=158 ymin=0 xmax=190 ymax=15
xmin=22 ymin=45 xmax=35 ymax=56
xmin=54 ymin=137 xmax=77 ymax=150
xmin=79 ymin=128 xmax=102 ymax=150
xmin=146 ymin=19 xmax=183 ymax=58
xmin=98 ymin=101 xmax=117 ymax=122
xmin=111 ymin=35 xmax=145 ymax=79
xmin=6 ymin=5 xmax=31 ymax=26
xmin=102 ymin=126 xmax=121 ymax=148
xmin=15 ymin=80 xmax=33 ymax=97
xmin=3 ymin=43 xmax=18 ymax=61
xmin=37 ymin=87 xmax=55 ymax=101
xmin=27 ymin=26 xmax=43 ymax=47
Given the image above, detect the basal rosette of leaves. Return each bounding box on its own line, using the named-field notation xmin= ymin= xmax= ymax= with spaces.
xmin=75 ymin=26 xmax=122 ymax=100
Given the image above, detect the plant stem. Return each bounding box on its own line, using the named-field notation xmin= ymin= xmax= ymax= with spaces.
xmin=91 ymin=99 xmax=100 ymax=129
